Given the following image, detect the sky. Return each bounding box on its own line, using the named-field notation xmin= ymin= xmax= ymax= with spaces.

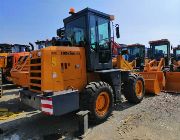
xmin=0 ymin=0 xmax=180 ymax=47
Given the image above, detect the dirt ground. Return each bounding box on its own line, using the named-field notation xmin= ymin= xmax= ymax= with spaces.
xmin=0 ymin=89 xmax=180 ymax=140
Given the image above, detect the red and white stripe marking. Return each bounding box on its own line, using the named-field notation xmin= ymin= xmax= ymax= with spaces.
xmin=41 ymin=98 xmax=53 ymax=115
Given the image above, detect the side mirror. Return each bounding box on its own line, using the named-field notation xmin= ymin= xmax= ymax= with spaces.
xmin=29 ymin=42 xmax=34 ymax=51
xmin=171 ymin=45 xmax=173 ymax=50
xmin=57 ymin=27 xmax=65 ymax=37
xmin=115 ymin=24 xmax=120 ymax=38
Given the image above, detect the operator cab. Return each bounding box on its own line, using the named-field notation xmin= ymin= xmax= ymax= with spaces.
xmin=174 ymin=45 xmax=180 ymax=61
xmin=126 ymin=44 xmax=145 ymax=68
xmin=13 ymin=44 xmax=30 ymax=53
xmin=7 ymin=44 xmax=33 ymax=68
xmin=0 ymin=44 xmax=13 ymax=53
xmin=63 ymin=8 xmax=114 ymax=71
xmin=35 ymin=40 xmax=52 ymax=49
xmin=149 ymin=39 xmax=171 ymax=66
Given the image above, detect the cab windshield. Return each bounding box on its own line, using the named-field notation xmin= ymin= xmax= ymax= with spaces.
xmin=153 ymin=45 xmax=168 ymax=59
xmin=97 ymin=18 xmax=110 ymax=50
xmin=153 ymin=44 xmax=168 ymax=56
xmin=128 ymin=46 xmax=144 ymax=61
xmin=89 ymin=15 xmax=110 ymax=50
xmin=176 ymin=50 xmax=180 ymax=60
xmin=176 ymin=50 xmax=180 ymax=55
xmin=12 ymin=45 xmax=26 ymax=53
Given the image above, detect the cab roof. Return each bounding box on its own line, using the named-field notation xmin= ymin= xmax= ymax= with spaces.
xmin=127 ymin=43 xmax=145 ymax=47
xmin=63 ymin=8 xmax=112 ymax=24
xmin=174 ymin=45 xmax=180 ymax=50
xmin=14 ymin=44 xmax=29 ymax=47
xmin=0 ymin=43 xmax=12 ymax=47
xmin=149 ymin=39 xmax=170 ymax=45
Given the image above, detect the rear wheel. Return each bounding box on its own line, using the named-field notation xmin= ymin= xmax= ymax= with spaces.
xmin=80 ymin=81 xmax=114 ymax=124
xmin=122 ymin=74 xmax=145 ymax=103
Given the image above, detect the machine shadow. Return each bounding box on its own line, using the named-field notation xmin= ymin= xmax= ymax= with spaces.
xmin=0 ymin=99 xmax=139 ymax=139
xmin=0 ymin=111 xmax=79 ymax=140
xmin=114 ymin=101 xmax=136 ymax=112
xmin=1 ymin=89 xmax=19 ymax=97
xmin=0 ymin=93 xmax=164 ymax=140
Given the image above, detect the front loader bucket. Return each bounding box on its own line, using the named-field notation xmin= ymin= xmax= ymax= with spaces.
xmin=139 ymin=72 xmax=165 ymax=95
xmin=165 ymin=72 xmax=180 ymax=93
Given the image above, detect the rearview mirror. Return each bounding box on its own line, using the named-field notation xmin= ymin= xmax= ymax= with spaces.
xmin=115 ymin=24 xmax=120 ymax=38
xmin=57 ymin=27 xmax=65 ymax=37
xmin=29 ymin=42 xmax=34 ymax=51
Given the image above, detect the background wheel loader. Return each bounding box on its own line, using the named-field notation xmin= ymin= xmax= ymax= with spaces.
xmin=172 ymin=45 xmax=180 ymax=71
xmin=10 ymin=38 xmax=62 ymax=88
xmin=122 ymin=44 xmax=146 ymax=70
xmin=10 ymin=41 xmax=47 ymax=88
xmin=19 ymin=8 xmax=145 ymax=124
xmin=0 ymin=43 xmax=33 ymax=84
xmin=111 ymin=41 xmax=164 ymax=95
xmin=0 ymin=43 xmax=34 ymax=97
xmin=111 ymin=42 xmax=146 ymax=71
xmin=165 ymin=44 xmax=180 ymax=93
xmin=140 ymin=39 xmax=180 ymax=94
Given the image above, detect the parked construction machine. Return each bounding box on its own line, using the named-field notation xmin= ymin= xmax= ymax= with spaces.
xmin=0 ymin=44 xmax=13 ymax=69
xmin=164 ymin=44 xmax=180 ymax=92
xmin=10 ymin=41 xmax=46 ymax=88
xmin=0 ymin=43 xmax=33 ymax=84
xmin=111 ymin=42 xmax=136 ymax=71
xmin=111 ymin=42 xmax=145 ymax=70
xmin=140 ymin=39 xmax=180 ymax=94
xmin=10 ymin=38 xmax=60 ymax=88
xmin=10 ymin=41 xmax=47 ymax=88
xmin=35 ymin=39 xmax=53 ymax=49
xmin=125 ymin=44 xmax=145 ymax=69
xmin=0 ymin=43 xmax=34 ymax=97
xmin=20 ymin=8 xmax=145 ymax=123
xmin=172 ymin=45 xmax=180 ymax=71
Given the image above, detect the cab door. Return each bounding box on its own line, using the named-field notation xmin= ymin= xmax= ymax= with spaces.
xmin=97 ymin=17 xmax=111 ymax=64
xmin=88 ymin=15 xmax=112 ymax=71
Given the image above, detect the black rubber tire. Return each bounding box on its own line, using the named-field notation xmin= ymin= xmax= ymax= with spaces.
xmin=122 ymin=74 xmax=145 ymax=104
xmin=80 ymin=81 xmax=114 ymax=124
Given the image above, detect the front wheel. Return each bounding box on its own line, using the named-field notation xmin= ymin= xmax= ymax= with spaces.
xmin=122 ymin=74 xmax=145 ymax=103
xmin=80 ymin=81 xmax=114 ymax=124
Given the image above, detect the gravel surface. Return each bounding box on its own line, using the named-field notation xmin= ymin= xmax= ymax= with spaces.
xmin=0 ymin=89 xmax=180 ymax=140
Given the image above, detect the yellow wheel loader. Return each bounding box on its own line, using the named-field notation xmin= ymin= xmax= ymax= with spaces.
xmin=10 ymin=39 xmax=58 ymax=88
xmin=122 ymin=44 xmax=146 ymax=70
xmin=140 ymin=39 xmax=180 ymax=94
xmin=165 ymin=45 xmax=180 ymax=93
xmin=0 ymin=43 xmax=33 ymax=84
xmin=19 ymin=8 xmax=145 ymax=123
xmin=0 ymin=43 xmax=34 ymax=97
xmin=172 ymin=45 xmax=180 ymax=71
xmin=112 ymin=41 xmax=165 ymax=95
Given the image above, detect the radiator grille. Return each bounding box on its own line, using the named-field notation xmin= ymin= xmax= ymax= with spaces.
xmin=29 ymin=56 xmax=42 ymax=93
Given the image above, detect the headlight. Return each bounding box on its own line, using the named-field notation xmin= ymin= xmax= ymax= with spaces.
xmin=37 ymin=51 xmax=41 ymax=57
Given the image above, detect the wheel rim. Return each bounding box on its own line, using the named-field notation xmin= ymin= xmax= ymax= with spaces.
xmin=135 ymin=80 xmax=143 ymax=97
xmin=95 ymin=92 xmax=110 ymax=117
